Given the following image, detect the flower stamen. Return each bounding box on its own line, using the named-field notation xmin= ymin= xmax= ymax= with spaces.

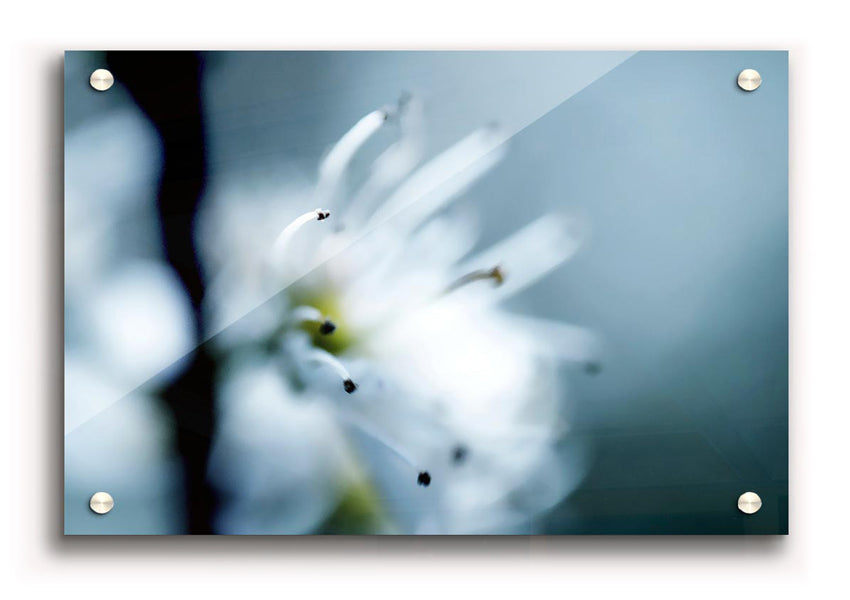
xmin=291 ymin=305 xmax=336 ymax=335
xmin=445 ymin=265 xmax=505 ymax=293
xmin=343 ymin=94 xmax=424 ymax=228
xmin=307 ymin=347 xmax=357 ymax=394
xmin=271 ymin=208 xmax=331 ymax=268
xmin=337 ymin=409 xmax=431 ymax=487
xmin=316 ymin=109 xmax=388 ymax=205
xmin=452 ymin=214 xmax=580 ymax=304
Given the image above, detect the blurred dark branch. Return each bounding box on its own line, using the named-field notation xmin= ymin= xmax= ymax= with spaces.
xmin=107 ymin=51 xmax=218 ymax=533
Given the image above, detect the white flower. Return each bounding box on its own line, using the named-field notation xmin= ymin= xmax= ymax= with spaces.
xmin=202 ymin=96 xmax=596 ymax=534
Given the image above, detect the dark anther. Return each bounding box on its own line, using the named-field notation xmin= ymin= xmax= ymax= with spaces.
xmin=343 ymin=379 xmax=358 ymax=394
xmin=584 ymin=361 xmax=602 ymax=375
xmin=417 ymin=471 xmax=431 ymax=487
xmin=488 ymin=265 xmax=505 ymax=286
xmin=317 ymin=210 xmax=330 ymax=221
xmin=384 ymin=93 xmax=411 ymax=123
xmin=319 ymin=320 xmax=336 ymax=335
xmin=451 ymin=444 xmax=468 ymax=465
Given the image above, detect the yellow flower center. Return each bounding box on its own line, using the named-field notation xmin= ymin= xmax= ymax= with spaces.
xmin=289 ymin=286 xmax=357 ymax=356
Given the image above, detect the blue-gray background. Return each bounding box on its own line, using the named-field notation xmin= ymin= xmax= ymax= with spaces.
xmin=65 ymin=51 xmax=788 ymax=534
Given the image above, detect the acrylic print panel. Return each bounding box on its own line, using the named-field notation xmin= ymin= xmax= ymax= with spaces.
xmin=64 ymin=51 xmax=788 ymax=535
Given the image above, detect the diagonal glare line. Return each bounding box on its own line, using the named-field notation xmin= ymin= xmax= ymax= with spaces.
xmin=65 ymin=51 xmax=640 ymax=439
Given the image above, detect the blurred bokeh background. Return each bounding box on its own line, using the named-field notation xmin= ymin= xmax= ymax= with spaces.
xmin=64 ymin=51 xmax=787 ymax=534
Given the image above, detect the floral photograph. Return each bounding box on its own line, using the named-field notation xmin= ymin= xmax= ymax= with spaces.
xmin=64 ymin=51 xmax=788 ymax=535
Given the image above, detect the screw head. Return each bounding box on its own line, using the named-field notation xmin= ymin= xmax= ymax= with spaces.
xmin=737 ymin=69 xmax=762 ymax=92
xmin=89 ymin=492 xmax=114 ymax=514
xmin=737 ymin=491 xmax=762 ymax=514
xmin=89 ymin=68 xmax=114 ymax=92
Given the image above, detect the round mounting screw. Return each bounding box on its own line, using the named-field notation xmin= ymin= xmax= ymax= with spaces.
xmin=90 ymin=69 xmax=114 ymax=92
xmin=89 ymin=492 xmax=114 ymax=514
xmin=737 ymin=491 xmax=762 ymax=514
xmin=737 ymin=69 xmax=762 ymax=92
